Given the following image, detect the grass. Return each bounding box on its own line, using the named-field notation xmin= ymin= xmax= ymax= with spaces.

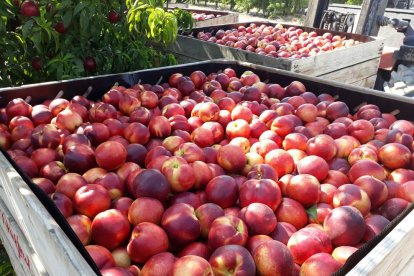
xmin=0 ymin=243 xmax=15 ymax=276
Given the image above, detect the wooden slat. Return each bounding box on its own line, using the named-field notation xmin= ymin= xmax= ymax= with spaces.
xmin=348 ymin=209 xmax=414 ymax=275
xmin=303 ymin=0 xmax=330 ymax=28
xmin=175 ymin=54 xmax=200 ymax=64
xmin=195 ymin=13 xmax=239 ymax=28
xmin=349 ymin=75 xmax=378 ymax=89
xmin=290 ymin=38 xmax=384 ymax=76
xmin=355 ymin=0 xmax=388 ymax=36
xmin=0 ymin=199 xmax=46 ymax=276
xmin=318 ymin=58 xmax=380 ymax=84
xmin=0 ymin=153 xmax=94 ymax=276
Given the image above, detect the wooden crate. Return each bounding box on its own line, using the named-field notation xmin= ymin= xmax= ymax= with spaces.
xmin=186 ymin=8 xmax=239 ymax=28
xmin=0 ymin=60 xmax=413 ymax=275
xmin=0 ymin=152 xmax=95 ymax=275
xmin=167 ymin=22 xmax=384 ymax=88
xmin=167 ymin=8 xmax=239 ymax=28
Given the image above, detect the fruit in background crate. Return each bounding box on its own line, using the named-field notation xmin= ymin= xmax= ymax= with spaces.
xmin=194 ymin=23 xmax=361 ymax=59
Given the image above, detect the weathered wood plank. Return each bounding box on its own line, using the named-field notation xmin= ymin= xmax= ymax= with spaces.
xmin=303 ymin=0 xmax=330 ymax=28
xmin=195 ymin=13 xmax=239 ymax=28
xmin=355 ymin=0 xmax=388 ymax=36
xmin=0 ymin=153 xmax=95 ymax=276
xmin=290 ymin=38 xmax=384 ymax=76
xmin=318 ymin=58 xmax=380 ymax=84
xmin=0 ymin=199 xmax=46 ymax=276
xmin=175 ymin=54 xmax=200 ymax=64
xmin=349 ymin=75 xmax=377 ymax=89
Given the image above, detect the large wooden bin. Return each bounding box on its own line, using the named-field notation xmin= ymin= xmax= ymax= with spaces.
xmin=167 ymin=22 xmax=384 ymax=88
xmin=184 ymin=8 xmax=239 ymax=28
xmin=0 ymin=60 xmax=413 ymax=275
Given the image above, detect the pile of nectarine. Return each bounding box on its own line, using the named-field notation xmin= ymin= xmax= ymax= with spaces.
xmin=193 ymin=23 xmax=361 ymax=59
xmin=1 ymin=67 xmax=413 ymax=275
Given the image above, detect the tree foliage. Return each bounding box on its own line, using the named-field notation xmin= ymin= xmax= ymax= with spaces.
xmin=0 ymin=0 xmax=194 ymax=87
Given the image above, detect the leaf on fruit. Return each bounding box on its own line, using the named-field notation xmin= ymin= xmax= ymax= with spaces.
xmin=306 ymin=204 xmax=318 ymax=220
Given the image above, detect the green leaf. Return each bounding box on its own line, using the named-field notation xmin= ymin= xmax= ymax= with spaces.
xmin=79 ymin=9 xmax=89 ymax=36
xmin=306 ymin=205 xmax=318 ymax=221
xmin=73 ymin=2 xmax=88 ymax=16
xmin=31 ymin=31 xmax=43 ymax=53
xmin=62 ymin=10 xmax=72 ymax=28
xmin=22 ymin=20 xmax=34 ymax=38
xmin=51 ymin=31 xmax=60 ymax=53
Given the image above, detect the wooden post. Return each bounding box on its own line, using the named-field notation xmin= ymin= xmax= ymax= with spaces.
xmin=303 ymin=0 xmax=330 ymax=28
xmin=355 ymin=0 xmax=388 ymax=36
